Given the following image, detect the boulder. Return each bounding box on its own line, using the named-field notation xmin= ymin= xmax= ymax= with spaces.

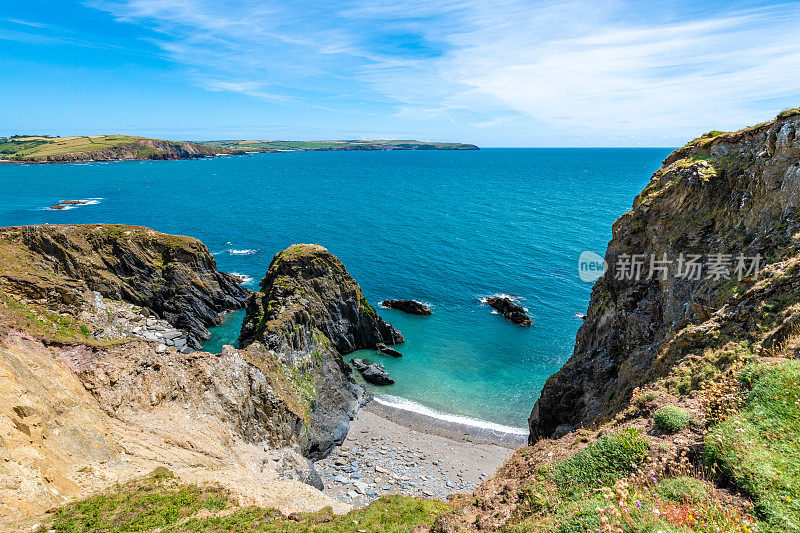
xmin=376 ymin=342 xmax=403 ymax=357
xmin=351 ymin=358 xmax=395 ymax=385
xmin=485 ymin=296 xmax=532 ymax=326
xmin=381 ymin=299 xmax=432 ymax=315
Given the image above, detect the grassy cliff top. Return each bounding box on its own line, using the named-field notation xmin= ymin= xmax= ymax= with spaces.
xmin=195 ymin=139 xmax=479 ymax=152
xmin=1 ymin=135 xmax=145 ymax=159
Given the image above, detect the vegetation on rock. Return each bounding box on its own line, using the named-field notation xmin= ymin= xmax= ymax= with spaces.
xmin=653 ymin=406 xmax=692 ymax=432
xmin=42 ymin=470 xmax=447 ymax=533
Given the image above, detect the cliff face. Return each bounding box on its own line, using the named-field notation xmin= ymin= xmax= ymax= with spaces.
xmin=0 ymin=224 xmax=249 ymax=348
xmin=529 ymin=110 xmax=800 ymax=441
xmin=239 ymin=244 xmax=403 ymax=460
xmin=0 ymin=226 xmax=351 ymax=521
xmin=19 ymin=138 xmax=222 ymax=163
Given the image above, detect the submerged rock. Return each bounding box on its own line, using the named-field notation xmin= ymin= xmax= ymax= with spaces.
xmin=485 ymin=296 xmax=532 ymax=326
xmin=351 ymin=358 xmax=395 ymax=385
xmin=238 ymin=243 xmax=403 ymax=460
xmin=381 ymin=299 xmax=432 ymax=315
xmin=376 ymin=342 xmax=403 ymax=357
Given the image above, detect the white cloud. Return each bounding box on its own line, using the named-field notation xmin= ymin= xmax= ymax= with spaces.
xmin=87 ymin=0 xmax=800 ymax=141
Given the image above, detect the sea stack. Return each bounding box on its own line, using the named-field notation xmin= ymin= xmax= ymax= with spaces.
xmin=486 ymin=296 xmax=532 ymax=326
xmin=238 ymin=243 xmax=403 ymax=459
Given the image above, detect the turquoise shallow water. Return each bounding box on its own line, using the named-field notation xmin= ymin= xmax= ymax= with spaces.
xmin=0 ymin=148 xmax=671 ymax=429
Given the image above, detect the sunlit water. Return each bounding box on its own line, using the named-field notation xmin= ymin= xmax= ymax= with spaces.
xmin=0 ymin=148 xmax=670 ymax=428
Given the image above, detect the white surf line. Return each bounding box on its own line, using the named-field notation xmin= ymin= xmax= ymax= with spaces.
xmin=373 ymin=394 xmax=528 ymax=436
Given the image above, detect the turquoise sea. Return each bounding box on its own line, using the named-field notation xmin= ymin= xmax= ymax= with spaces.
xmin=0 ymin=148 xmax=671 ymax=430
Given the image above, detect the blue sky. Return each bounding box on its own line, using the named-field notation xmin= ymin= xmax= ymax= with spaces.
xmin=2 ymin=0 xmax=800 ymax=146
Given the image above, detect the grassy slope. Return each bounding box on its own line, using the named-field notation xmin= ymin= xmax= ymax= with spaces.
xmin=41 ymin=468 xmax=447 ymax=533
xmin=196 ymin=139 xmax=479 ymax=151
xmin=0 ymin=135 xmax=142 ymax=158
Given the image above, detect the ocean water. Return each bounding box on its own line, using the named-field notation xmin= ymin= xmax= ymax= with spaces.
xmin=0 ymin=148 xmax=671 ymax=430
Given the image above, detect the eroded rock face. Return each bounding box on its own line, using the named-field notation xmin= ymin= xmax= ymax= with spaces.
xmin=238 ymin=244 xmax=403 ymax=460
xmin=0 ymin=224 xmax=250 ymax=348
xmin=529 ymin=112 xmax=800 ymax=442
xmin=486 ymin=296 xmax=531 ymax=326
xmin=381 ymin=299 xmax=432 ymax=315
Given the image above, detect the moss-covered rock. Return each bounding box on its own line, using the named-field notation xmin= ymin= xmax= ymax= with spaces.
xmin=239 ymin=244 xmax=403 ymax=460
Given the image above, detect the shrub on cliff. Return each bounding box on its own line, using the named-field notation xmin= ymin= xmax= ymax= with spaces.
xmin=705 ymin=361 xmax=800 ymax=531
xmin=552 ymin=428 xmax=649 ymax=494
xmin=653 ymin=406 xmax=691 ymax=432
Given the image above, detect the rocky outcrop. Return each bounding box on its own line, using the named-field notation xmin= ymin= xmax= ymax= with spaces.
xmin=529 ymin=110 xmax=800 ymax=442
xmin=0 ymin=224 xmax=250 ymax=348
xmin=238 ymin=244 xmax=403 ymax=460
xmin=376 ymin=342 xmax=403 ymax=357
xmin=351 ymin=358 xmax=395 ymax=385
xmin=381 ymin=299 xmax=432 ymax=315
xmin=0 ymin=227 xmax=366 ymax=522
xmin=485 ymin=296 xmax=531 ymax=326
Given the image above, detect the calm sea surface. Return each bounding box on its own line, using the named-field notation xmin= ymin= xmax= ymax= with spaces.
xmin=0 ymin=148 xmax=671 ymax=430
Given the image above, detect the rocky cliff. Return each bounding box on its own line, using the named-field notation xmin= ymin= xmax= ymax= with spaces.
xmin=0 ymin=226 xmax=353 ymax=522
xmin=0 ymin=224 xmax=249 ymax=348
xmin=239 ymin=244 xmax=403 ymax=460
xmin=17 ymin=138 xmax=222 ymax=163
xmin=529 ymin=108 xmax=800 ymax=441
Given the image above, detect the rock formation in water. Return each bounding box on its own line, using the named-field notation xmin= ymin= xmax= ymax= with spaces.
xmin=376 ymin=342 xmax=403 ymax=357
xmin=351 ymin=358 xmax=395 ymax=385
xmin=238 ymin=244 xmax=403 ymax=460
xmin=529 ymin=109 xmax=800 ymax=441
xmin=485 ymin=296 xmax=531 ymax=326
xmin=381 ymin=299 xmax=432 ymax=315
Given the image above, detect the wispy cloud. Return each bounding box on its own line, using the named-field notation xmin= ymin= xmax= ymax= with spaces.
xmin=85 ymin=0 xmax=800 ymax=140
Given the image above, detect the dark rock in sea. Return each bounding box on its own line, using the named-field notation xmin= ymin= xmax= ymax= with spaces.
xmin=485 ymin=296 xmax=532 ymax=326
xmin=351 ymin=358 xmax=395 ymax=385
xmin=238 ymin=243 xmax=403 ymax=460
xmin=376 ymin=342 xmax=403 ymax=357
xmin=381 ymin=299 xmax=432 ymax=315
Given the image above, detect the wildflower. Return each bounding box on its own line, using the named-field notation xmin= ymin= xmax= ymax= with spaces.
xmin=652 ymin=508 xmax=661 ymax=515
xmin=636 ymin=501 xmax=642 ymax=508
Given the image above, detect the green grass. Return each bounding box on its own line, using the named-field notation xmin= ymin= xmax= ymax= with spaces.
xmin=654 ymin=406 xmax=692 ymax=432
xmin=655 ymin=476 xmax=710 ymax=504
xmin=43 ymin=469 xmax=448 ymax=533
xmin=705 ymin=361 xmax=800 ymax=531
xmin=2 ymin=135 xmax=142 ymax=158
xmin=47 ymin=469 xmax=232 ymax=533
xmin=551 ymin=428 xmax=650 ymax=495
xmin=196 ymin=139 xmax=478 ymax=152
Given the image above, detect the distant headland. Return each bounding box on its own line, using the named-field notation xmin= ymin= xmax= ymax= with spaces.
xmin=0 ymin=134 xmax=478 ymax=164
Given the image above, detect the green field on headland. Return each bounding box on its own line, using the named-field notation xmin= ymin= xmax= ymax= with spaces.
xmin=0 ymin=135 xmax=142 ymax=159
xmin=196 ymin=139 xmax=479 ymax=152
